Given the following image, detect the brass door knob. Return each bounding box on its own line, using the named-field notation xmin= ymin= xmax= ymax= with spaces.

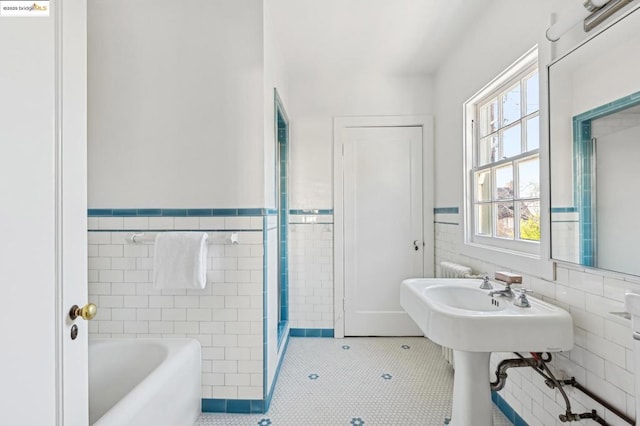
xmin=69 ymin=303 xmax=97 ymax=321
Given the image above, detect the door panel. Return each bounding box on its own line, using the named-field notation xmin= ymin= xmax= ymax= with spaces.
xmin=343 ymin=126 xmax=423 ymax=336
xmin=0 ymin=1 xmax=88 ymax=424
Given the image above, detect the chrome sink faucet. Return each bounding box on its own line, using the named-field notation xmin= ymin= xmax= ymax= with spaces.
xmin=487 ymin=271 xmax=522 ymax=298
xmin=488 ymin=282 xmax=516 ymax=298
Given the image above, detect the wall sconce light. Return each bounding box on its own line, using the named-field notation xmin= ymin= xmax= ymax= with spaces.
xmin=546 ymin=0 xmax=636 ymax=41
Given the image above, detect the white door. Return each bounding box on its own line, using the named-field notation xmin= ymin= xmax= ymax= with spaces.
xmin=342 ymin=126 xmax=424 ymax=336
xmin=0 ymin=1 xmax=88 ymax=425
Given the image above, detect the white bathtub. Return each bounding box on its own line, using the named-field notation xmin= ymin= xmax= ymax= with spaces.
xmin=89 ymin=338 xmax=201 ymax=426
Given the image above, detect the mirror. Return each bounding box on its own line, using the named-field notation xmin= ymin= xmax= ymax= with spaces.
xmin=549 ymin=7 xmax=640 ymax=276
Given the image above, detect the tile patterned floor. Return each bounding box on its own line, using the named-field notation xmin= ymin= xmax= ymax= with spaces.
xmin=196 ymin=337 xmax=512 ymax=425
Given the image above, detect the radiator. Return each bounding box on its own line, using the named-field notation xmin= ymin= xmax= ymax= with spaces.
xmin=438 ymin=261 xmax=476 ymax=368
xmin=439 ymin=261 xmax=473 ymax=278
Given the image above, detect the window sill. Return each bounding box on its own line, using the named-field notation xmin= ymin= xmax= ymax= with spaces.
xmin=460 ymin=241 xmax=554 ymax=281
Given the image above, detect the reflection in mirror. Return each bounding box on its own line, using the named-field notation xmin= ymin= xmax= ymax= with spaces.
xmin=549 ymin=6 xmax=640 ymax=276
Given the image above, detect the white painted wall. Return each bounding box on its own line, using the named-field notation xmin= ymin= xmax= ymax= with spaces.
xmin=287 ymin=72 xmax=433 ymax=209
xmin=88 ymin=0 xmax=265 ymax=209
xmin=434 ymin=0 xmax=640 ymax=424
xmin=264 ymin=1 xmax=289 ymax=210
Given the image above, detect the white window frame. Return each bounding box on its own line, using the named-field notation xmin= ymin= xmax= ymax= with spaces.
xmin=462 ymin=46 xmax=554 ymax=280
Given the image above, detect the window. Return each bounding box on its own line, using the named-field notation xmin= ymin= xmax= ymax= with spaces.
xmin=465 ymin=48 xmax=540 ymax=255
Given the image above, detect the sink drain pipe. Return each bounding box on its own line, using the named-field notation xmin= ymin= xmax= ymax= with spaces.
xmin=489 ymin=354 xmax=544 ymax=392
xmin=489 ymin=352 xmax=633 ymax=425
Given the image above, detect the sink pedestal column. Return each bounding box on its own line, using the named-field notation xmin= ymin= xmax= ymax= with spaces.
xmin=450 ymin=350 xmax=493 ymax=426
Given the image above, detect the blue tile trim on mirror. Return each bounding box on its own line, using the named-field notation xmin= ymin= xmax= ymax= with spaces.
xmin=571 ymin=90 xmax=640 ymax=268
xmin=290 ymin=328 xmax=335 ymax=338
xmin=492 ymin=391 xmax=528 ymax=426
xmin=434 ymin=207 xmax=459 ymax=214
xmin=88 ymin=208 xmax=275 ymax=217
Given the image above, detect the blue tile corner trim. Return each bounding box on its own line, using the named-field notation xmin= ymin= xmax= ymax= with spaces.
xmin=290 ymin=328 xmax=334 ymax=338
xmin=264 ymin=332 xmax=290 ymax=411
xmin=492 ymin=391 xmax=528 ymax=426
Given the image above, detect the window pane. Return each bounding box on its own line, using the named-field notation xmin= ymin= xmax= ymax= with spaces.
xmin=526 ymin=115 xmax=539 ymax=151
xmin=475 ymin=170 xmax=491 ymax=201
xmin=476 ymin=204 xmax=491 ymax=236
xmin=495 ymin=165 xmax=513 ymax=200
xmin=518 ymin=157 xmax=539 ymax=198
xmin=525 ymin=73 xmax=539 ymax=115
xmin=519 ymin=200 xmax=540 ymax=241
xmin=501 ymin=84 xmax=521 ymax=127
xmin=495 ymin=202 xmax=514 ymax=238
xmin=479 ymin=99 xmax=498 ymax=136
xmin=478 ymin=135 xmax=497 ymax=166
xmin=502 ymin=124 xmax=521 ymax=159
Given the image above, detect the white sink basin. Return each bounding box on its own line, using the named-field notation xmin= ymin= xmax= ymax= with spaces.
xmin=401 ymin=278 xmax=574 ymax=426
xmin=401 ymin=278 xmax=573 ymax=353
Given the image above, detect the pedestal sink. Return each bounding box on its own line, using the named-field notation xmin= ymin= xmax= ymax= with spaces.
xmin=400 ymin=278 xmax=573 ymax=426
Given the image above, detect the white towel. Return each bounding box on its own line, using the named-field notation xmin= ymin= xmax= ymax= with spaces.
xmin=153 ymin=232 xmax=208 ymax=290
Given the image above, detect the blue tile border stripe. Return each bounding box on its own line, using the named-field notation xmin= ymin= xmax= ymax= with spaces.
xmin=93 ymin=207 xmax=461 ymax=217
xmin=88 ymin=208 xmax=277 ymax=217
xmin=89 ymin=208 xmax=326 ymax=217
xmin=289 ymin=209 xmax=334 ymax=215
xmin=550 ymin=207 xmax=577 ymax=213
xmin=492 ymin=391 xmax=528 ymax=426
xmin=290 ymin=328 xmax=334 ymax=338
xmin=434 ymin=207 xmax=459 ymax=214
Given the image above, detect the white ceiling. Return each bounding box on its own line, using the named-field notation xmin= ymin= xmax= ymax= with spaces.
xmin=268 ymin=0 xmax=489 ymax=76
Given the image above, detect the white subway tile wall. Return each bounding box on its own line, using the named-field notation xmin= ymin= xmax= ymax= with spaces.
xmin=551 ymin=212 xmax=580 ymax=263
xmin=88 ymin=217 xmax=264 ymax=401
xmin=288 ymin=216 xmax=334 ymax=329
xmin=435 ymin=220 xmax=640 ymax=426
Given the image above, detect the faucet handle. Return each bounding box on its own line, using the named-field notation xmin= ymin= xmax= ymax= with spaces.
xmin=479 ymin=273 xmax=493 ymax=290
xmin=514 ymin=288 xmax=532 ymax=308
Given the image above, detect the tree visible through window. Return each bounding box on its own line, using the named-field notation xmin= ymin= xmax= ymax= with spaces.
xmin=466 ymin=50 xmax=540 ymax=254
